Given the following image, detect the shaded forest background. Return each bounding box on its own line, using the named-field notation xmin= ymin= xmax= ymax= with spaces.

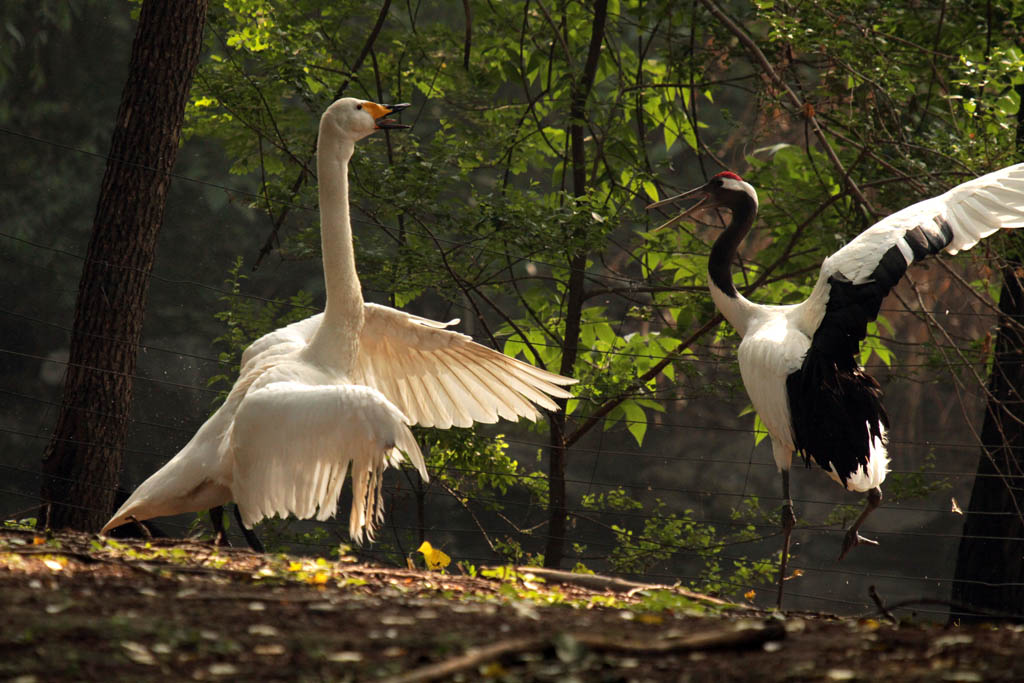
xmin=2 ymin=0 xmax=1024 ymax=617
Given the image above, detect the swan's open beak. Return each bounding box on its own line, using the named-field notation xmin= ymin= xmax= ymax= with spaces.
xmin=365 ymin=102 xmax=412 ymax=130
xmin=645 ymin=183 xmax=717 ymax=232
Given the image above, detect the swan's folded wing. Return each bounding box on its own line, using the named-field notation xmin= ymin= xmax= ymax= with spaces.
xmin=240 ymin=314 xmax=323 ymax=370
xmin=352 ymin=304 xmax=576 ymax=429
xmin=228 ymin=381 xmax=426 ymax=542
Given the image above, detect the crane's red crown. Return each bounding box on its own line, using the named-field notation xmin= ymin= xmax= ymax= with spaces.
xmin=714 ymin=171 xmax=743 ymax=181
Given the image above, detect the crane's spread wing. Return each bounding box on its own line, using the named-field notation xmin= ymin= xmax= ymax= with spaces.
xmin=797 ymin=163 xmax=1024 ymax=353
xmin=351 ymin=303 xmax=577 ymax=429
xmin=785 ymin=163 xmax=1024 ymax=488
xmin=228 ymin=381 xmax=427 ymax=542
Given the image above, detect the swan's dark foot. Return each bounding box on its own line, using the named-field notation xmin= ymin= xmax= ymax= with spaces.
xmin=209 ymin=506 xmax=231 ymax=547
xmin=233 ymin=504 xmax=265 ymax=553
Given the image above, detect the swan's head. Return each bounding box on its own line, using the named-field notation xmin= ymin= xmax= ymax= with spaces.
xmin=321 ymin=98 xmax=411 ymax=141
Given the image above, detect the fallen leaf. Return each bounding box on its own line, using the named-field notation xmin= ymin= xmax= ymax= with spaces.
xmin=744 ymin=590 xmax=756 ymax=600
xmin=417 ymin=541 xmax=451 ymax=571
xmin=120 ymin=641 xmax=156 ymax=666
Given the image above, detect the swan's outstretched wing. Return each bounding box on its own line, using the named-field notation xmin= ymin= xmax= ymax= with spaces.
xmin=228 ymin=381 xmax=426 ymax=542
xmin=352 ymin=303 xmax=577 ymax=429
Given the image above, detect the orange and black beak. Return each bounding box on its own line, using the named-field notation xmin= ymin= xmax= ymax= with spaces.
xmin=363 ymin=101 xmax=412 ymax=130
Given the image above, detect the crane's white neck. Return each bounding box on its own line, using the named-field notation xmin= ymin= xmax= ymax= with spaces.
xmin=306 ymin=121 xmax=365 ymax=364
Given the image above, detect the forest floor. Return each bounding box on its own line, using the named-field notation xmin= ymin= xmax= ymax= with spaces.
xmin=1 ymin=527 xmax=1022 ymax=682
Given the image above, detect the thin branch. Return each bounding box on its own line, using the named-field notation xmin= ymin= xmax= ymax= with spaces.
xmin=253 ymin=0 xmax=394 ymax=268
xmin=697 ymin=0 xmax=871 ymax=213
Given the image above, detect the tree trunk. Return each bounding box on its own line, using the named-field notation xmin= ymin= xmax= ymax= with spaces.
xmin=543 ymin=0 xmax=608 ymax=568
xmin=950 ymin=85 xmax=1024 ymax=621
xmin=39 ymin=0 xmax=208 ymax=531
xmin=950 ymin=261 xmax=1024 ymax=620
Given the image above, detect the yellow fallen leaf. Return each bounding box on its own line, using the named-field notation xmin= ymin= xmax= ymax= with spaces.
xmin=416 ymin=541 xmax=451 ymax=571
xmin=42 ymin=558 xmax=63 ymax=571
xmin=744 ymin=589 xmax=756 ymax=600
xmin=33 ymin=537 xmax=45 ymax=546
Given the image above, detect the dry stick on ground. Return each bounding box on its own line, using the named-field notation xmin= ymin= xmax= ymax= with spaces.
xmin=381 ymin=621 xmax=786 ymax=683
xmin=515 ymin=565 xmax=733 ymax=607
xmin=863 ymin=586 xmax=1024 ymax=623
xmin=869 ymin=585 xmax=898 ymax=623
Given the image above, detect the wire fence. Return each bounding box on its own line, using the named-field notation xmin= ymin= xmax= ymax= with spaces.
xmin=4 ymin=126 xmax=1024 ymax=621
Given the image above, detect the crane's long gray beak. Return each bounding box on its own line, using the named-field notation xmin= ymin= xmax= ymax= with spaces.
xmin=645 ymin=185 xmax=712 ymax=232
xmin=646 ymin=184 xmax=707 ymax=210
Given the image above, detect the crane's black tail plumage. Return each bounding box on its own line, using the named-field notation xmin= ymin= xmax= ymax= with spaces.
xmin=787 ymin=217 xmax=956 ymax=487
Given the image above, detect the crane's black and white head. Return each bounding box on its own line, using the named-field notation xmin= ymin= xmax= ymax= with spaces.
xmin=321 ymin=97 xmax=411 ymax=141
xmin=646 ymin=171 xmax=758 ymax=226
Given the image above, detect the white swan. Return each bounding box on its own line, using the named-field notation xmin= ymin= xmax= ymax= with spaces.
xmin=102 ymin=98 xmax=576 ymax=542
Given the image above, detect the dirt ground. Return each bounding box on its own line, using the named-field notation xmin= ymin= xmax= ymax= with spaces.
xmin=2 ymin=527 xmax=1022 ymax=682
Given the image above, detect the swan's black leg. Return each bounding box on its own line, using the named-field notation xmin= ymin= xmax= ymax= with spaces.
xmin=209 ymin=506 xmax=230 ymax=546
xmin=233 ymin=504 xmax=265 ymax=553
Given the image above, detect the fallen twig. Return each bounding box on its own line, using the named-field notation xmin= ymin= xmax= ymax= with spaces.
xmin=513 ymin=565 xmax=734 ymax=607
xmin=868 ymin=585 xmax=898 ymax=624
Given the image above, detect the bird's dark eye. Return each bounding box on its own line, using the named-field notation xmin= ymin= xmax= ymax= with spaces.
xmin=356 ymin=103 xmax=362 ymax=110
xmin=712 ymin=178 xmax=723 ymax=187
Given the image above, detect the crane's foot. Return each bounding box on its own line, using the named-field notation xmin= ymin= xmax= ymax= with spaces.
xmin=837 ymin=487 xmax=882 ymax=561
xmin=838 ymin=529 xmax=879 ymax=561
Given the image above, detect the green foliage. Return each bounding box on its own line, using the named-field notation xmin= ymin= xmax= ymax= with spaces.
xmin=581 ymin=489 xmax=776 ymax=599
xmin=208 ymin=256 xmax=315 ymax=402
xmin=183 ymin=0 xmax=1024 ymax=581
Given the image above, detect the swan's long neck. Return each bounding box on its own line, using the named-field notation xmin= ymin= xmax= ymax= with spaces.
xmin=306 ymin=123 xmax=364 ymax=365
xmin=707 ymin=195 xmax=759 ymax=336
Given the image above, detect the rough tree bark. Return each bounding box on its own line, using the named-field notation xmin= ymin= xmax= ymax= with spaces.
xmin=950 ymin=84 xmax=1024 ymax=621
xmin=39 ymin=0 xmax=208 ymax=531
xmin=544 ymin=0 xmax=608 ymax=568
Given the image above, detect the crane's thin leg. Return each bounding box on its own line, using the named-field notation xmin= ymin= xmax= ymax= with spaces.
xmin=838 ymin=487 xmax=882 ymax=561
xmin=776 ymin=469 xmax=796 ymax=610
xmin=233 ymin=504 xmax=265 ymax=553
xmin=209 ymin=506 xmax=230 ymax=546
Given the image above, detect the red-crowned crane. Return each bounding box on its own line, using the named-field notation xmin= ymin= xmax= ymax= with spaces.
xmin=647 ymin=164 xmax=1024 ymax=608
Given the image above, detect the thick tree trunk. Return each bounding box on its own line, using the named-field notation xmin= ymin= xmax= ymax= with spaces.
xmin=39 ymin=0 xmax=208 ymax=531
xmin=950 ymin=262 xmax=1024 ymax=620
xmin=950 ymin=85 xmax=1024 ymax=621
xmin=543 ymin=0 xmax=608 ymax=568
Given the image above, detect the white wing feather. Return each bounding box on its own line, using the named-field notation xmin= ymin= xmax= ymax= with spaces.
xmin=240 ymin=314 xmax=323 ymax=370
xmin=826 ymin=163 xmax=1024 ymax=285
xmin=229 ymin=381 xmax=426 ymax=542
xmin=352 ymin=303 xmax=576 ymax=429
xmin=793 ymin=163 xmax=1024 ymax=332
